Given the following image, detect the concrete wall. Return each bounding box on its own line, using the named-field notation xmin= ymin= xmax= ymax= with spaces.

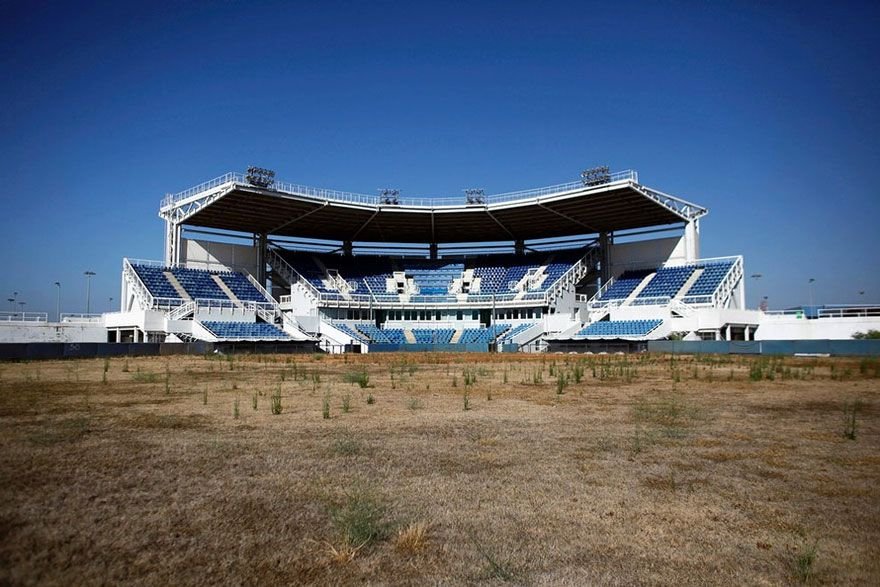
xmin=756 ymin=315 xmax=880 ymax=341
xmin=0 ymin=322 xmax=106 ymax=343
xmin=183 ymin=239 xmax=259 ymax=275
xmin=608 ymin=236 xmax=684 ymax=277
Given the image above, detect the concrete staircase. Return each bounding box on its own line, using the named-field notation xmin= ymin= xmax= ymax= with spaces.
xmin=163 ymin=271 xmax=192 ymax=301
xmin=212 ymin=275 xmax=243 ymax=308
xmin=450 ymin=329 xmax=463 ymax=343
xmin=404 ymin=329 xmax=416 ymax=344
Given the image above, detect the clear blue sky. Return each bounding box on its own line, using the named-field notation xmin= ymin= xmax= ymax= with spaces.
xmin=2 ymin=0 xmax=878 ymax=315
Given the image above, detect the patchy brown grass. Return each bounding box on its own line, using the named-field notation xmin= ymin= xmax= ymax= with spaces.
xmin=0 ymin=352 xmax=878 ymax=585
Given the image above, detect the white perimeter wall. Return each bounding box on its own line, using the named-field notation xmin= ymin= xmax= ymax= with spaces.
xmin=183 ymin=239 xmax=259 ymax=275
xmin=756 ymin=315 xmax=880 ymax=340
xmin=0 ymin=322 xmax=106 ymax=343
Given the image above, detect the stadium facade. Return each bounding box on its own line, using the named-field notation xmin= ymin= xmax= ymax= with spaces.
xmin=3 ymin=167 xmax=879 ymax=350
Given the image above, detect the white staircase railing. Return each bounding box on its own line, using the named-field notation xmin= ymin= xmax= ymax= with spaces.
xmin=267 ymin=248 xmax=323 ymax=302
xmin=122 ymin=258 xmax=156 ymax=310
xmin=168 ymin=301 xmax=196 ymax=321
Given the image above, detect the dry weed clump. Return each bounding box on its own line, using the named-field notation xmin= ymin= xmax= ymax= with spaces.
xmin=394 ymin=520 xmax=431 ymax=553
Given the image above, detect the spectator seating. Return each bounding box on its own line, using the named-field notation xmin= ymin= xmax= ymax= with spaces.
xmin=576 ymin=319 xmax=662 ymax=338
xmin=200 ymin=321 xmax=290 ymax=340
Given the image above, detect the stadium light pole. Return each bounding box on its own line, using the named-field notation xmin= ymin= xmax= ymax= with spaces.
xmin=17 ymin=301 xmax=25 ymax=318
xmin=7 ymin=297 xmax=14 ymax=312
xmin=750 ymin=274 xmax=762 ymax=309
xmin=84 ymin=271 xmax=96 ymax=314
xmin=54 ymin=282 xmax=61 ymax=322
xmin=808 ymin=277 xmax=816 ymax=309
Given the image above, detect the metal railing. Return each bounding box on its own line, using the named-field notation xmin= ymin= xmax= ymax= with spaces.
xmin=162 ymin=170 xmax=639 ymax=210
xmin=60 ymin=313 xmax=103 ymax=323
xmin=0 ymin=311 xmax=48 ymax=323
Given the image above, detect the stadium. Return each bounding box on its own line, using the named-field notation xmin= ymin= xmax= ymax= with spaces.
xmin=1 ymin=163 xmax=864 ymax=356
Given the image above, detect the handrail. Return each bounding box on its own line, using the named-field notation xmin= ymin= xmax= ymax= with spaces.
xmin=0 ymin=312 xmax=48 ymax=323
xmin=267 ymin=248 xmax=323 ymax=300
xmin=123 ymin=258 xmax=156 ymax=310
xmin=60 ymin=313 xmax=103 ymax=323
xmin=162 ymin=170 xmax=639 ymax=210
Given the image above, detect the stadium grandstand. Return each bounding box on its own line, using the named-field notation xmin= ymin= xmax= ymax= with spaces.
xmin=4 ymin=165 xmax=878 ymax=352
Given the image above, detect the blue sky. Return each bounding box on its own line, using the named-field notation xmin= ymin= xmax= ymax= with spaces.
xmin=1 ymin=0 xmax=878 ymax=315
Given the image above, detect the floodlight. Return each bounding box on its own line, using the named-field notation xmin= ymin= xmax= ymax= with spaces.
xmin=464 ymin=188 xmax=485 ymax=205
xmin=246 ymin=166 xmax=276 ymax=188
xmin=581 ymin=165 xmax=611 ymax=186
xmin=378 ymin=188 xmax=400 ymax=205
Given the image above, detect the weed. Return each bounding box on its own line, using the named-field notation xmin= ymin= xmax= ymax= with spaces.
xmin=842 ymin=400 xmax=862 ymax=440
xmin=323 ymin=393 xmax=331 ymax=419
xmin=408 ymin=398 xmax=424 ymax=411
xmin=252 ymin=393 xmax=258 ymax=411
xmin=329 ymin=485 xmax=390 ymax=547
xmin=333 ymin=434 xmax=363 ymax=456
xmin=395 ymin=521 xmax=430 ymax=553
xmin=341 ymin=393 xmax=352 ymax=413
xmin=794 ymin=540 xmax=818 ymax=583
xmin=233 ymin=398 xmax=240 ymax=419
xmin=466 ymin=529 xmax=518 ymax=582
xmin=463 ymin=390 xmax=470 ymax=411
xmin=556 ymin=373 xmax=567 ymax=395
xmin=366 ymin=393 xmax=375 ymax=405
xmin=132 ymin=371 xmax=158 ymax=383
xmin=343 ymin=369 xmax=370 ymax=388
xmin=271 ymin=388 xmax=282 ymax=415
xmin=202 ymin=387 xmax=208 ymax=405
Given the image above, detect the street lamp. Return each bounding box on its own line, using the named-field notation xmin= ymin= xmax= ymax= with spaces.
xmin=108 ymin=297 xmax=113 ymax=312
xmin=6 ymin=298 xmax=14 ymax=312
xmin=808 ymin=277 xmax=816 ymax=309
xmin=17 ymin=301 xmax=25 ymax=319
xmin=54 ymin=282 xmax=61 ymax=322
xmin=84 ymin=271 xmax=96 ymax=314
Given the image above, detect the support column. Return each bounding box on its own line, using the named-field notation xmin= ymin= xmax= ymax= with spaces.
xmin=514 ymin=239 xmax=525 ymax=256
xmin=429 ymin=243 xmax=438 ymax=260
xmin=342 ymin=240 xmax=353 ymax=257
xmin=164 ymin=218 xmax=182 ymax=267
xmin=683 ymin=219 xmax=700 ymax=263
xmin=256 ymin=233 xmax=268 ymax=284
xmin=599 ymin=232 xmax=612 ymax=283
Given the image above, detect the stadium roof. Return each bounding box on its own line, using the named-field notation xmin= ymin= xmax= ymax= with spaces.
xmin=159 ymin=170 xmax=707 ymax=244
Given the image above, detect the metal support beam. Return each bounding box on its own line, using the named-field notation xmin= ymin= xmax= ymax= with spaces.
xmin=599 ymin=232 xmax=611 ymax=283
xmin=256 ymin=233 xmax=268 ymax=284
xmin=342 ymin=241 xmax=354 ymax=257
xmin=429 ymin=243 xmax=438 ymax=260
xmin=514 ymin=239 xmax=525 ymax=256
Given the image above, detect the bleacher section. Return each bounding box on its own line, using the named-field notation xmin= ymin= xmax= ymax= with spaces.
xmin=459 ymin=324 xmax=510 ymax=344
xmin=499 ymin=323 xmax=534 ymax=343
xmin=636 ymin=266 xmax=695 ymax=300
xmin=598 ymin=269 xmax=653 ymax=301
xmin=200 ymin=321 xmax=290 ymax=340
xmin=596 ymin=260 xmax=737 ymax=305
xmin=682 ymin=260 xmax=735 ymax=299
xmin=335 ymin=323 xmax=370 ymax=344
xmin=219 ymin=273 xmax=267 ymax=302
xmin=131 ymin=262 xmax=272 ymax=306
xmin=576 ymin=319 xmax=662 ymax=338
xmin=131 ymin=265 xmax=183 ymax=302
xmin=412 ymin=328 xmax=454 ymax=344
xmin=279 ymin=248 xmax=586 ymax=300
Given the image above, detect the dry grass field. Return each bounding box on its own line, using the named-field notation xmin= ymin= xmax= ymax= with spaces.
xmin=1 ymin=351 xmax=878 ymax=585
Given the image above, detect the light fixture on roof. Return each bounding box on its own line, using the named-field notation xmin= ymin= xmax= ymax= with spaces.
xmin=581 ymin=165 xmax=611 ymax=187
xmin=378 ymin=189 xmax=400 ymax=205
xmin=246 ymin=166 xmax=276 ymax=189
xmin=464 ymin=188 xmax=485 ymax=205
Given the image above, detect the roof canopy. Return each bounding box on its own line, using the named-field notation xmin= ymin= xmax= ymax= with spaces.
xmin=161 ymin=171 xmax=707 ymax=244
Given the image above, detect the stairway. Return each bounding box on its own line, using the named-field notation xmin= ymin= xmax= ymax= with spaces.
xmin=212 ymin=275 xmax=244 ymax=308
xmin=404 ymin=329 xmax=416 ymax=344
xmin=163 ymin=271 xmax=192 ymax=301
xmin=450 ymin=329 xmax=463 ymax=344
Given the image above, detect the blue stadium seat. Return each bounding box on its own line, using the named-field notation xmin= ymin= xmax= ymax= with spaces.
xmin=575 ymin=319 xmax=662 ymax=338
xmin=200 ymin=321 xmax=290 ymax=340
